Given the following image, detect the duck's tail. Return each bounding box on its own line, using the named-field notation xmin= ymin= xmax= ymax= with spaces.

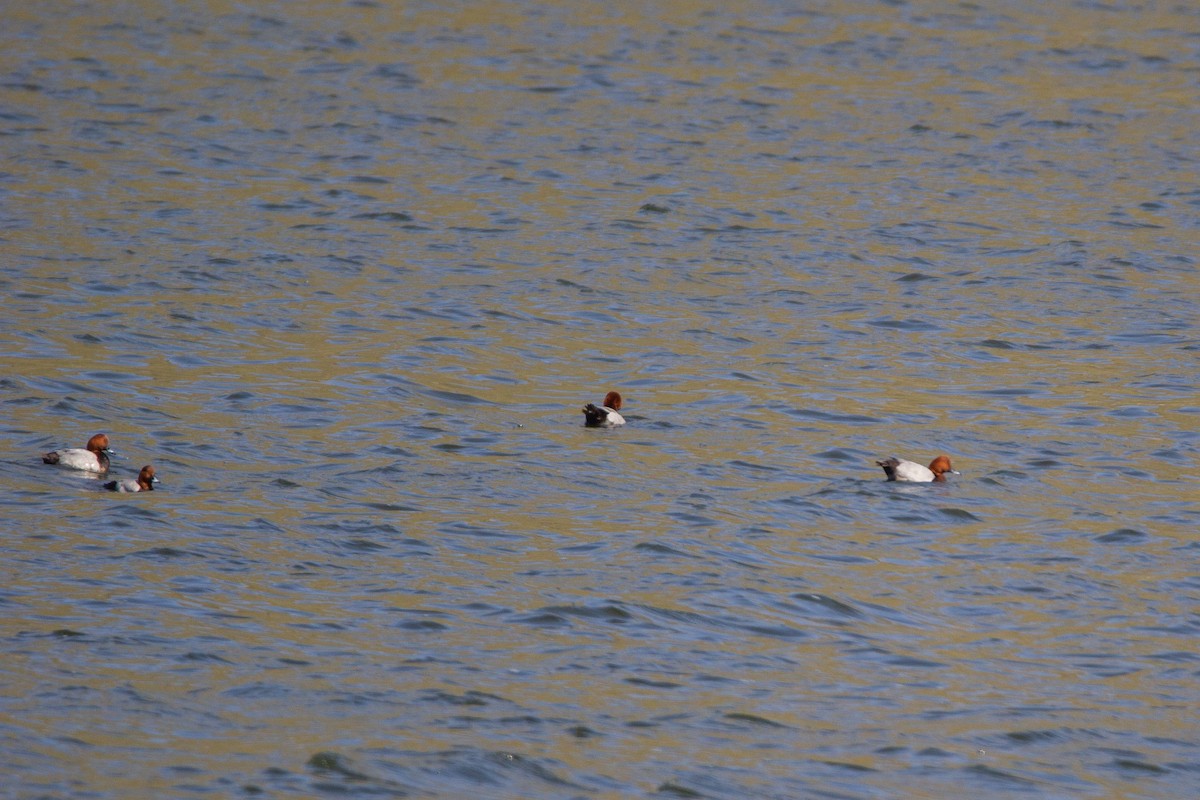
xmin=582 ymin=404 xmax=608 ymax=426
xmin=876 ymin=457 xmax=899 ymax=481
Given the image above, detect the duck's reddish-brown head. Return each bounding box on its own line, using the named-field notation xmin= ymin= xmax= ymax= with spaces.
xmin=928 ymin=455 xmax=957 ymax=481
xmin=137 ymin=465 xmax=157 ymax=490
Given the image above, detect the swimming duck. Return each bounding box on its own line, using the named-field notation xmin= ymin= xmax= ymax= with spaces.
xmin=104 ymin=465 xmax=158 ymax=493
xmin=582 ymin=391 xmax=626 ymax=427
xmin=43 ymin=433 xmax=113 ymax=473
xmin=876 ymin=455 xmax=958 ymax=483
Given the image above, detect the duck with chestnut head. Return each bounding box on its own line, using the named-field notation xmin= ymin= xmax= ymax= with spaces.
xmin=582 ymin=391 xmax=626 ymax=428
xmin=876 ymin=455 xmax=958 ymax=483
xmin=104 ymin=465 xmax=159 ymax=493
xmin=43 ymin=433 xmax=114 ymax=473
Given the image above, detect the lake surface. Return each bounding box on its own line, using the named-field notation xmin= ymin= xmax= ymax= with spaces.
xmin=2 ymin=1 xmax=1198 ymax=798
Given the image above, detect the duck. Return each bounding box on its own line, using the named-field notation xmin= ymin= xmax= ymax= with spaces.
xmin=42 ymin=433 xmax=114 ymax=473
xmin=582 ymin=391 xmax=626 ymax=427
xmin=876 ymin=455 xmax=958 ymax=483
xmin=104 ymin=465 xmax=158 ymax=493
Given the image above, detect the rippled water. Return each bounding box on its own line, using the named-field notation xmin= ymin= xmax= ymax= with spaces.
xmin=3 ymin=2 xmax=1199 ymax=798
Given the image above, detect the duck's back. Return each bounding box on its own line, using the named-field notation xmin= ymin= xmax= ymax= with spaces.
xmin=44 ymin=448 xmax=106 ymax=472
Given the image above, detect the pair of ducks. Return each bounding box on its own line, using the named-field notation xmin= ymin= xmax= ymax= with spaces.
xmin=42 ymin=434 xmax=158 ymax=492
xmin=582 ymin=391 xmax=959 ymax=483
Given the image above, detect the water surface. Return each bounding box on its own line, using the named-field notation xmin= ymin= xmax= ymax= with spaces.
xmin=2 ymin=1 xmax=1198 ymax=798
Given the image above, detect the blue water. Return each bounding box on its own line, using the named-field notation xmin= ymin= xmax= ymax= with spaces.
xmin=2 ymin=2 xmax=1198 ymax=798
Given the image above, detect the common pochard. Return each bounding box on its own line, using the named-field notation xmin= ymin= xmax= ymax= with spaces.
xmin=104 ymin=465 xmax=158 ymax=493
xmin=877 ymin=455 xmax=958 ymax=483
xmin=582 ymin=391 xmax=626 ymax=427
xmin=43 ymin=433 xmax=113 ymax=473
